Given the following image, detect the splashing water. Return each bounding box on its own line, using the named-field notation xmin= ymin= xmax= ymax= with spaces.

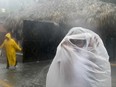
xmin=0 ymin=0 xmax=115 ymax=37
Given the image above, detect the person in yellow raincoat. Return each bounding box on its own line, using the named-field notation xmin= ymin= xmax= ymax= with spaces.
xmin=0 ymin=33 xmax=22 ymax=69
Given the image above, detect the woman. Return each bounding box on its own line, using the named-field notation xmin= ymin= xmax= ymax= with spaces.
xmin=0 ymin=33 xmax=22 ymax=69
xmin=46 ymin=27 xmax=111 ymax=87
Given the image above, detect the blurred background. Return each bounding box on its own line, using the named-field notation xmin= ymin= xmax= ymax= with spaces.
xmin=0 ymin=0 xmax=116 ymax=87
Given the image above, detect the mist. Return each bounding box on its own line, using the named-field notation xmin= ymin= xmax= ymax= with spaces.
xmin=0 ymin=0 xmax=115 ymax=41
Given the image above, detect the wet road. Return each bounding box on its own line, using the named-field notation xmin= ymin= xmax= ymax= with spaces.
xmin=0 ymin=54 xmax=51 ymax=87
xmin=0 ymin=60 xmax=51 ymax=87
xmin=0 ymin=56 xmax=116 ymax=87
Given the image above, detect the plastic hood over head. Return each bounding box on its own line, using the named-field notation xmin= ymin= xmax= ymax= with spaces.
xmin=46 ymin=27 xmax=111 ymax=87
xmin=5 ymin=33 xmax=11 ymax=39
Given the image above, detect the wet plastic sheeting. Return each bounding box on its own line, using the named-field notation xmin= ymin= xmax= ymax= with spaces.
xmin=23 ymin=20 xmax=64 ymax=62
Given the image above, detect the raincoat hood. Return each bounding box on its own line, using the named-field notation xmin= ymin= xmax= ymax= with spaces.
xmin=5 ymin=33 xmax=11 ymax=39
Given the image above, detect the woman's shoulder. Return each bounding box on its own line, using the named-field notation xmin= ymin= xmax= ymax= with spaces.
xmin=10 ymin=38 xmax=16 ymax=43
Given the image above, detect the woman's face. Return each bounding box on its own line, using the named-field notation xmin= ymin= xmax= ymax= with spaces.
xmin=70 ymin=39 xmax=86 ymax=48
xmin=5 ymin=37 xmax=9 ymax=40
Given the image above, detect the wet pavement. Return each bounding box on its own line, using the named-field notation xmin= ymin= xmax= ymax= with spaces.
xmin=0 ymin=61 xmax=51 ymax=87
xmin=0 ymin=55 xmax=116 ymax=87
xmin=0 ymin=54 xmax=51 ymax=87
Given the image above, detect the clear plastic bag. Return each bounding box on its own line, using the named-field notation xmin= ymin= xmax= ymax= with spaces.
xmin=46 ymin=27 xmax=111 ymax=87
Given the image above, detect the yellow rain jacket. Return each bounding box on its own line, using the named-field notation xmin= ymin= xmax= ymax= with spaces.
xmin=0 ymin=33 xmax=21 ymax=66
